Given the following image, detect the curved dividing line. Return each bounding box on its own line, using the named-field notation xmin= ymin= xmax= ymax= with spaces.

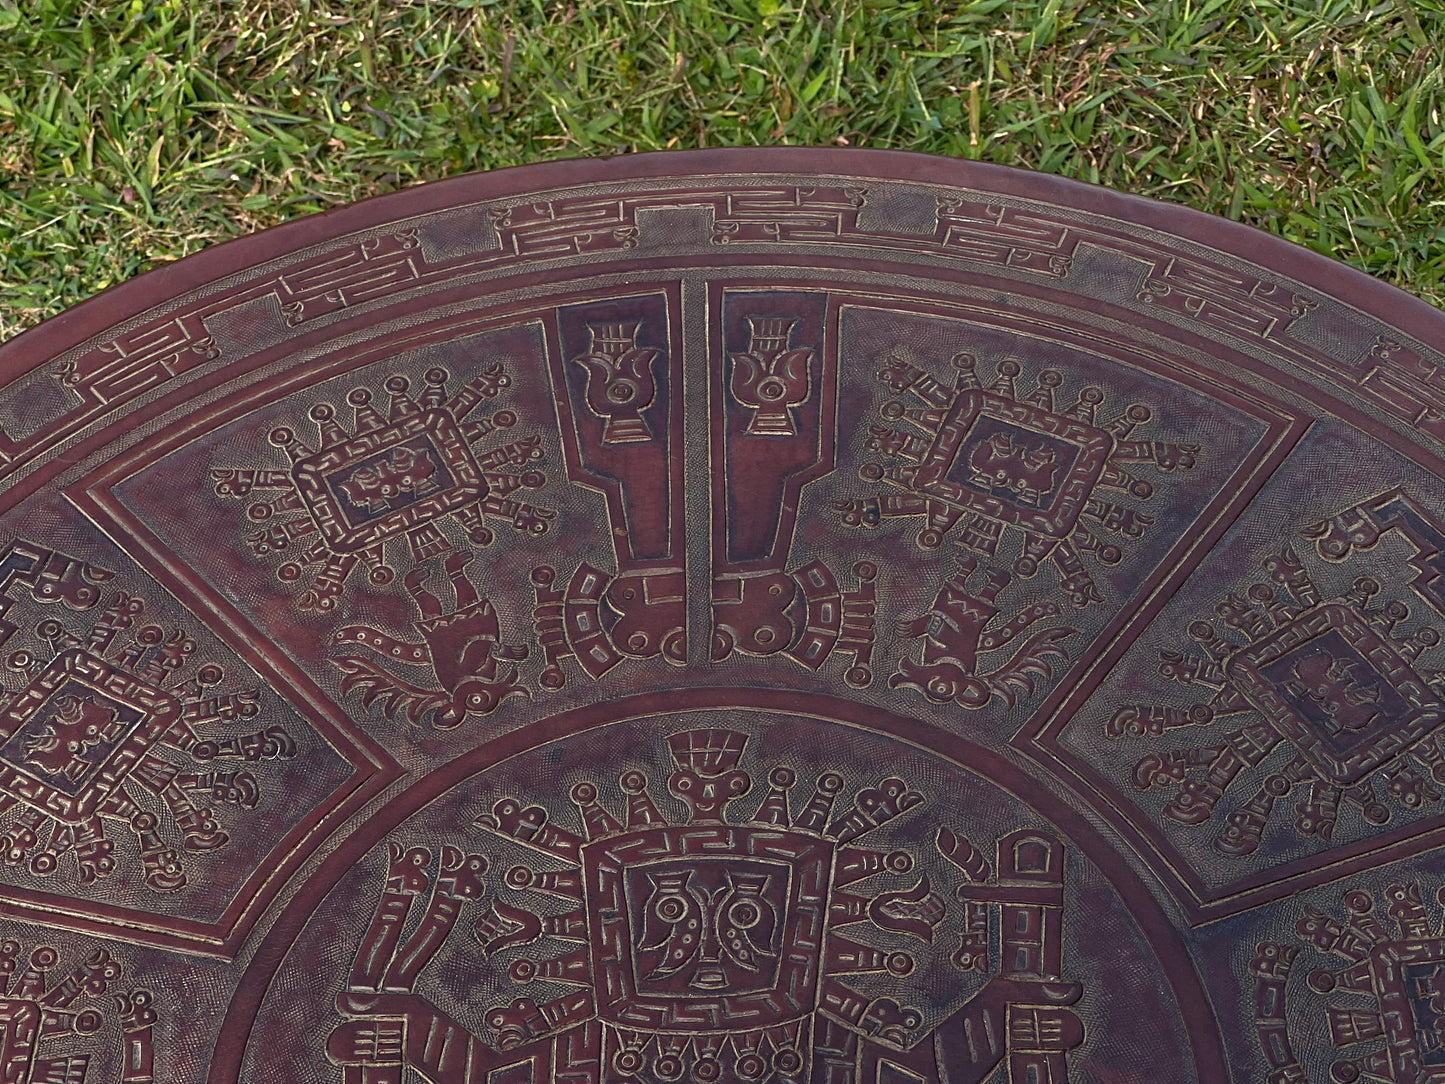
xmin=209 ymin=686 xmax=1228 ymax=1082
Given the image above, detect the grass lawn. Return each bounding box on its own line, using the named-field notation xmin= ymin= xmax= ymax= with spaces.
xmin=1 ymin=0 xmax=1443 ymax=344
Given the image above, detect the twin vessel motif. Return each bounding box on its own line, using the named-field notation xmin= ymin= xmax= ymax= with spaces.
xmin=204 ymin=293 xmax=1202 ymax=727
xmin=10 ymin=262 xmax=1441 ymax=1084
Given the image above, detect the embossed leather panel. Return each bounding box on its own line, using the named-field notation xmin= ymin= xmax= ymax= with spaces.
xmin=1 ymin=148 xmax=1443 ymax=1083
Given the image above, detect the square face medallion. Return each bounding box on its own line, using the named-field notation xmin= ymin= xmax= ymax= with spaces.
xmin=584 ymin=824 xmax=832 ymax=1033
xmin=1227 ymin=604 xmax=1445 ymax=785
xmin=626 ymin=855 xmax=791 ymax=998
xmin=913 ymin=391 xmax=1113 ymax=538
xmin=0 ymin=650 xmax=179 ymax=825
xmin=1372 ymin=938 xmax=1445 ymax=1082
xmin=291 ymin=409 xmax=485 ymax=553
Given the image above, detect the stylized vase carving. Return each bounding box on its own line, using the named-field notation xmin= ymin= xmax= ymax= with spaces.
xmin=729 ymin=316 xmax=813 ymax=437
xmin=573 ymin=321 xmax=659 ymax=444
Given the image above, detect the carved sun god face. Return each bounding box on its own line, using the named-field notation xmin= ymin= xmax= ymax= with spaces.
xmin=924 ymin=392 xmax=1112 ymax=535
xmin=0 ymin=653 xmax=173 ymax=820
xmin=584 ymin=823 xmax=833 ymax=1032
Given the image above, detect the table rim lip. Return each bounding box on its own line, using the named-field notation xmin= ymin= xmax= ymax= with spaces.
xmin=2 ymin=146 xmax=1443 ymax=384
xmin=0 ymin=147 xmax=1326 ymax=1078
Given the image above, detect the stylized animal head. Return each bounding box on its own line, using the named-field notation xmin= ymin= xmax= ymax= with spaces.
xmin=433 ymin=673 xmax=527 ymax=728
xmin=890 ymin=658 xmax=991 ymax=708
xmin=23 ymin=693 xmax=117 ymax=780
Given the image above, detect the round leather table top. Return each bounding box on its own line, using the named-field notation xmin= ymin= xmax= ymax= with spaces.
xmin=1 ymin=148 xmax=1443 ymax=1083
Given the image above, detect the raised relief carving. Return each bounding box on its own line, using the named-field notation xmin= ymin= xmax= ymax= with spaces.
xmin=328 ymin=728 xmax=1084 ymax=1083
xmin=0 ymin=935 xmax=157 ymax=1084
xmin=1252 ymin=879 xmax=1445 ymax=1084
xmin=572 ymin=322 xmax=660 ymax=445
xmin=17 ymin=174 xmax=1436 ymax=512
xmin=712 ymin=292 xmax=878 ymax=687
xmin=332 ymin=550 xmax=529 ymax=728
xmin=891 ymin=556 xmax=1073 ymax=710
xmin=834 ymin=351 xmax=1198 ymax=608
xmin=1112 ymin=489 xmax=1445 ymax=859
xmin=728 ymin=316 xmax=813 ymax=437
xmin=534 ymin=295 xmax=687 ymax=686
xmin=710 ymin=559 xmax=879 ymax=689
xmin=0 ymin=541 xmax=295 ymax=893
xmin=213 ymin=363 xmax=553 ymax=613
